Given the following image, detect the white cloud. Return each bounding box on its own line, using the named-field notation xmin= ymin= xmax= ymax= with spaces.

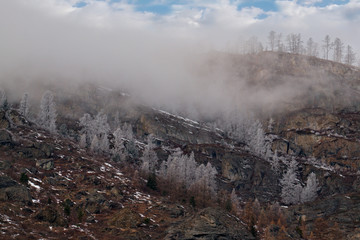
xmin=0 ymin=0 xmax=359 ymax=117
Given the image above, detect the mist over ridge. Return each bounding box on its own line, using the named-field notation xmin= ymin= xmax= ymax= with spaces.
xmin=1 ymin=0 xmax=359 ymax=120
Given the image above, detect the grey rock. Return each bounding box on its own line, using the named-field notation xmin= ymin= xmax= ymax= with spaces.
xmin=36 ymin=158 xmax=54 ymax=170
xmin=0 ymin=175 xmax=31 ymax=203
xmin=0 ymin=129 xmax=13 ymax=145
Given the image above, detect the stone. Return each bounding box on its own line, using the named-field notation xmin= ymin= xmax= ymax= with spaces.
xmin=0 ymin=129 xmax=13 ymax=145
xmin=0 ymin=160 xmax=12 ymax=170
xmin=0 ymin=175 xmax=31 ymax=203
xmin=0 ymin=110 xmax=9 ymax=129
xmin=36 ymin=159 xmax=54 ymax=170
xmin=108 ymin=208 xmax=142 ymax=229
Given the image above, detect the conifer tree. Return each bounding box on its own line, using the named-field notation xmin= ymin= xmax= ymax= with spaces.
xmin=0 ymin=89 xmax=8 ymax=110
xmin=19 ymin=92 xmax=30 ymax=118
xmin=90 ymin=135 xmax=100 ymax=152
xmin=38 ymin=90 xmax=57 ymax=133
xmin=280 ymin=158 xmax=301 ymax=204
xmin=301 ymin=172 xmax=320 ymax=203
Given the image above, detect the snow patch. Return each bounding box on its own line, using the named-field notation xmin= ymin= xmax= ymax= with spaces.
xmin=28 ymin=181 xmax=41 ymax=191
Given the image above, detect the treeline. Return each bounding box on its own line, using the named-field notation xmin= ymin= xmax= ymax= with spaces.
xmin=240 ymin=31 xmax=357 ymax=66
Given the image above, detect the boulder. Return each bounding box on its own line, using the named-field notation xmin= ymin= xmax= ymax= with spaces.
xmin=84 ymin=191 xmax=106 ymax=214
xmin=18 ymin=142 xmax=54 ymax=159
xmin=0 ymin=110 xmax=9 ymax=129
xmin=107 ymin=208 xmax=142 ymax=228
xmin=0 ymin=160 xmax=12 ymax=170
xmin=36 ymin=159 xmax=54 ymax=170
xmin=0 ymin=175 xmax=31 ymax=203
xmin=0 ymin=129 xmax=13 ymax=145
xmin=35 ymin=206 xmax=68 ymax=226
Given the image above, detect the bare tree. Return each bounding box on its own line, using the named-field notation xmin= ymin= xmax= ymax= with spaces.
xmin=306 ymin=37 xmax=318 ymax=57
xmin=276 ymin=33 xmax=284 ymax=52
xmin=333 ymin=37 xmax=344 ymax=62
xmin=268 ymin=30 xmax=276 ymax=51
xmin=344 ymin=45 xmax=356 ymax=65
xmin=286 ymin=33 xmax=303 ymax=54
xmin=322 ymin=35 xmax=332 ymax=60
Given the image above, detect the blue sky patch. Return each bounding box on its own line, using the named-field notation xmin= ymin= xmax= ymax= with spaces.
xmin=73 ymin=0 xmax=351 ymax=15
xmin=237 ymin=0 xmax=278 ymax=12
xmin=73 ymin=1 xmax=87 ymax=8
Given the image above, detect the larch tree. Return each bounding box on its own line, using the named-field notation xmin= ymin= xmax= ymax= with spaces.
xmin=99 ymin=133 xmax=109 ymax=153
xmin=270 ymin=150 xmax=282 ymax=175
xmin=90 ymin=135 xmax=100 ymax=153
xmin=0 ymin=89 xmax=8 ymax=110
xmin=79 ymin=113 xmax=94 ymax=145
xmin=230 ymin=188 xmax=240 ymax=214
xmin=19 ymin=92 xmax=30 ymax=118
xmin=248 ymin=119 xmax=272 ymax=159
xmin=140 ymin=135 xmax=158 ymax=174
xmin=344 ymin=45 xmax=356 ymax=65
xmin=79 ymin=134 xmax=87 ymax=148
xmin=280 ymin=158 xmax=302 ymax=205
xmin=306 ymin=37 xmax=318 ymax=57
xmin=38 ymin=90 xmax=57 ymax=133
xmin=333 ymin=37 xmax=344 ymax=62
xmin=286 ymin=33 xmax=303 ymax=54
xmin=322 ymin=35 xmax=332 ymax=60
xmin=301 ymin=172 xmax=320 ymax=203
xmin=268 ymin=31 xmax=276 ymax=51
xmin=112 ymin=127 xmax=125 ymax=159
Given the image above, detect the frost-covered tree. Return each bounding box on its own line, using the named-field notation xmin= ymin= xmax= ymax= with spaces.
xmin=192 ymin=162 xmax=217 ymax=197
xmin=38 ymin=91 xmax=57 ymax=133
xmin=280 ymin=158 xmax=302 ymax=205
xmin=122 ymin=122 xmax=134 ymax=140
xmin=140 ymin=135 xmax=158 ymax=174
xmin=79 ymin=134 xmax=87 ymax=148
xmin=159 ymin=148 xmax=216 ymax=197
xmin=230 ymin=188 xmax=240 ymax=214
xmin=0 ymin=89 xmax=8 ymax=110
xmin=79 ymin=113 xmax=94 ymax=144
xmin=79 ymin=111 xmax=110 ymax=148
xmin=19 ymin=92 xmax=30 ymax=118
xmin=90 ymin=135 xmax=100 ymax=152
xmin=94 ymin=111 xmax=110 ymax=135
xmin=112 ymin=127 xmax=125 ymax=156
xmin=301 ymin=172 xmax=320 ymax=203
xmin=270 ymin=150 xmax=282 ymax=174
xmin=223 ymin=113 xmax=272 ymax=159
xmin=248 ymin=120 xmax=272 ymax=159
xmin=99 ymin=133 xmax=109 ymax=152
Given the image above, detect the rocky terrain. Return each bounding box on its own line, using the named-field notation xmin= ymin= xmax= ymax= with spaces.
xmin=1 ymin=52 xmax=360 ymax=239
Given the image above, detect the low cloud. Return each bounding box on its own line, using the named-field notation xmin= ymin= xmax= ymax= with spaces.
xmin=0 ymin=0 xmax=359 ymax=118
